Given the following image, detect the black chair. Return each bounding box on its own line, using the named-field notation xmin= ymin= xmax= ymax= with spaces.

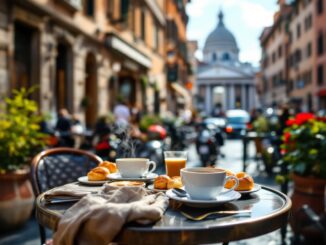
xmin=31 ymin=147 xmax=102 ymax=245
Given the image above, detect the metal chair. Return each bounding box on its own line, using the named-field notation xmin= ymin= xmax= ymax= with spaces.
xmin=30 ymin=147 xmax=102 ymax=245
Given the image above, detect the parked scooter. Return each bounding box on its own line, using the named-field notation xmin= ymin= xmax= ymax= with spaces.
xmin=195 ymin=122 xmax=223 ymax=167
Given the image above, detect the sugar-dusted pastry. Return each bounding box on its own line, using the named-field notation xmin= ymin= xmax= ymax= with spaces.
xmin=235 ymin=172 xmax=254 ymax=191
xmin=154 ymin=175 xmax=171 ymax=189
xmin=167 ymin=176 xmax=183 ymax=189
xmin=99 ymin=161 xmax=117 ymax=173
xmin=87 ymin=167 xmax=110 ymax=181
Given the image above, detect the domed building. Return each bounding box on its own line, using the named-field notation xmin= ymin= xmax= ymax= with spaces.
xmin=196 ymin=10 xmax=257 ymax=114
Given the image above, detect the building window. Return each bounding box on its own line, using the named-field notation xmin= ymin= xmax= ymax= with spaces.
xmin=272 ymin=52 xmax=276 ymax=63
xmin=141 ymin=8 xmax=146 ymax=41
xmin=222 ymin=53 xmax=230 ymax=61
xmin=297 ymin=23 xmax=301 ymax=39
xmin=120 ymin=0 xmax=129 ymax=21
xmin=212 ymin=53 xmax=217 ymax=62
xmin=306 ymin=42 xmax=312 ymax=57
xmin=317 ymin=31 xmax=324 ymax=56
xmin=278 ymin=45 xmax=282 ymax=58
xmin=318 ymin=64 xmax=324 ymax=85
xmin=83 ymin=0 xmax=94 ymax=17
xmin=317 ymin=0 xmax=324 ymax=15
xmin=152 ymin=20 xmax=159 ymax=51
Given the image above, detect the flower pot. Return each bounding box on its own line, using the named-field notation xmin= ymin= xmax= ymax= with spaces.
xmin=290 ymin=174 xmax=326 ymax=233
xmin=0 ymin=169 xmax=34 ymax=232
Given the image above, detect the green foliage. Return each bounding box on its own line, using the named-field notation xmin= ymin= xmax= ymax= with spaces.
xmin=139 ymin=114 xmax=162 ymax=132
xmin=281 ymin=115 xmax=326 ymax=179
xmin=0 ymin=88 xmax=46 ymax=173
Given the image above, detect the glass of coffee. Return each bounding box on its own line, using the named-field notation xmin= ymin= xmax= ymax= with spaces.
xmin=164 ymin=151 xmax=187 ymax=177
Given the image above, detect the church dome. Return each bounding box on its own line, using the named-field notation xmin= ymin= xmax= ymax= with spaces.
xmin=203 ymin=11 xmax=239 ymax=64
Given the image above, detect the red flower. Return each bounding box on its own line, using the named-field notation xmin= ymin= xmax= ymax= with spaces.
xmin=295 ymin=113 xmax=314 ymax=125
xmin=283 ymin=132 xmax=291 ymax=144
xmin=286 ymin=118 xmax=296 ymax=126
xmin=316 ymin=117 xmax=326 ymax=123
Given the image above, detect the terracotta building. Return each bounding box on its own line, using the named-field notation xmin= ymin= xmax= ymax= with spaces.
xmin=165 ymin=0 xmax=191 ymax=112
xmin=0 ymin=0 xmax=189 ymax=127
xmin=259 ymin=1 xmax=292 ymax=108
xmin=315 ymin=0 xmax=326 ymax=109
xmin=259 ymin=0 xmax=326 ymax=112
xmin=288 ymin=0 xmax=315 ymax=112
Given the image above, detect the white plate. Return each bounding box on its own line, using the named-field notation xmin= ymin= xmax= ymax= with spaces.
xmin=108 ymin=173 xmax=158 ymax=182
xmin=147 ymin=184 xmax=168 ymax=192
xmin=237 ymin=183 xmax=261 ymax=194
xmin=166 ymin=188 xmax=241 ymax=208
xmin=78 ymin=176 xmax=108 ymax=186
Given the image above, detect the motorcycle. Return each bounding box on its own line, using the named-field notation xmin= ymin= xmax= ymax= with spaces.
xmin=195 ymin=122 xmax=223 ymax=167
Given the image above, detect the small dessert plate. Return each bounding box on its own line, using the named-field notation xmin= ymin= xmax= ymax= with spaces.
xmin=77 ymin=176 xmax=108 ymax=186
xmin=166 ymin=188 xmax=241 ymax=208
xmin=108 ymin=172 xmax=158 ymax=182
xmin=237 ymin=184 xmax=262 ymax=195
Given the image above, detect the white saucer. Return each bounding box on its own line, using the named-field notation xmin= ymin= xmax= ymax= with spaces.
xmin=147 ymin=184 xmax=168 ymax=192
xmin=78 ymin=176 xmax=108 ymax=186
xmin=108 ymin=173 xmax=158 ymax=182
xmin=237 ymin=184 xmax=261 ymax=194
xmin=166 ymin=189 xmax=241 ymax=208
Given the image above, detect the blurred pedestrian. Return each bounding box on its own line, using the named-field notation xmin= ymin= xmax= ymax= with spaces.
xmin=113 ymin=99 xmax=130 ymax=129
xmin=71 ymin=114 xmax=84 ymax=148
xmin=55 ymin=108 xmax=74 ymax=147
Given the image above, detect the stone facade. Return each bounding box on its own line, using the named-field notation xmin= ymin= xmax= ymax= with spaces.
xmin=0 ymin=0 xmax=189 ymax=127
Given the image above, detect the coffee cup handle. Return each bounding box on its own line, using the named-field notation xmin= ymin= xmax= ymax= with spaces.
xmin=147 ymin=161 xmax=156 ymax=174
xmin=221 ymin=176 xmax=239 ymax=194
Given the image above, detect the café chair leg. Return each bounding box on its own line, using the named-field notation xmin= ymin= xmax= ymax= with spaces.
xmin=39 ymin=224 xmax=46 ymax=245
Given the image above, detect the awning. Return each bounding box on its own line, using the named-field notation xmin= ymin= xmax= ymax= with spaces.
xmin=317 ymin=89 xmax=326 ymax=96
xmin=106 ymin=34 xmax=152 ymax=68
xmin=170 ymin=83 xmax=191 ymax=107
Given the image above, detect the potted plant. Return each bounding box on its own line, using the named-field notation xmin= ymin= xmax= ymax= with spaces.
xmin=278 ymin=112 xmax=326 ymax=232
xmin=0 ymin=88 xmax=46 ymax=231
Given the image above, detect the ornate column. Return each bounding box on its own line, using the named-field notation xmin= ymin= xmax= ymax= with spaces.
xmin=223 ymin=85 xmax=228 ymax=111
xmin=241 ymin=84 xmax=247 ymax=111
xmin=205 ymin=85 xmax=212 ymax=115
xmin=229 ymin=84 xmax=235 ymax=109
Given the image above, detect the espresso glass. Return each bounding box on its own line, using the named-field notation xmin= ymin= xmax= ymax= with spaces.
xmin=164 ymin=151 xmax=187 ymax=177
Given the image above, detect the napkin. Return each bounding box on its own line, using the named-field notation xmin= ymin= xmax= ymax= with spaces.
xmin=44 ymin=183 xmax=101 ymax=202
xmin=53 ymin=184 xmax=169 ymax=245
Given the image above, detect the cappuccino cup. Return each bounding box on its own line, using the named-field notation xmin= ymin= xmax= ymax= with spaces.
xmin=116 ymin=158 xmax=156 ymax=178
xmin=181 ymin=167 xmax=239 ymax=200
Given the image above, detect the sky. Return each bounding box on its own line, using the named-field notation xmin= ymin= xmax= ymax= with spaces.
xmin=186 ymin=0 xmax=279 ymax=66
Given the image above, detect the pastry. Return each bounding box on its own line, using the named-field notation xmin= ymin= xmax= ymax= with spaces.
xmin=107 ymin=181 xmax=145 ymax=187
xmin=87 ymin=167 xmax=110 ymax=181
xmin=154 ymin=175 xmax=171 ymax=189
xmin=167 ymin=176 xmax=183 ymax=189
xmin=224 ymin=169 xmax=237 ymax=189
xmin=99 ymin=161 xmax=117 ymax=173
xmin=235 ymin=172 xmax=254 ymax=191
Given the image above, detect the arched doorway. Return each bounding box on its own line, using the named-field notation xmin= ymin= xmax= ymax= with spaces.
xmin=13 ymin=21 xmax=40 ymax=102
xmin=85 ymin=52 xmax=98 ymax=128
xmin=55 ymin=42 xmax=73 ymax=113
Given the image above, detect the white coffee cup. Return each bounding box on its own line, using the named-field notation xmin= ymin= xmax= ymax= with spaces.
xmin=181 ymin=167 xmax=239 ymax=200
xmin=116 ymin=158 xmax=156 ymax=178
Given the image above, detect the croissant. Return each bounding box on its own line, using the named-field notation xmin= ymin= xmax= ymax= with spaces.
xmin=99 ymin=161 xmax=117 ymax=173
xmin=154 ymin=175 xmax=171 ymax=189
xmin=87 ymin=167 xmax=110 ymax=181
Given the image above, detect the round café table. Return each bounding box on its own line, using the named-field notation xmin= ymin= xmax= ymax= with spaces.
xmin=36 ymin=184 xmax=291 ymax=245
